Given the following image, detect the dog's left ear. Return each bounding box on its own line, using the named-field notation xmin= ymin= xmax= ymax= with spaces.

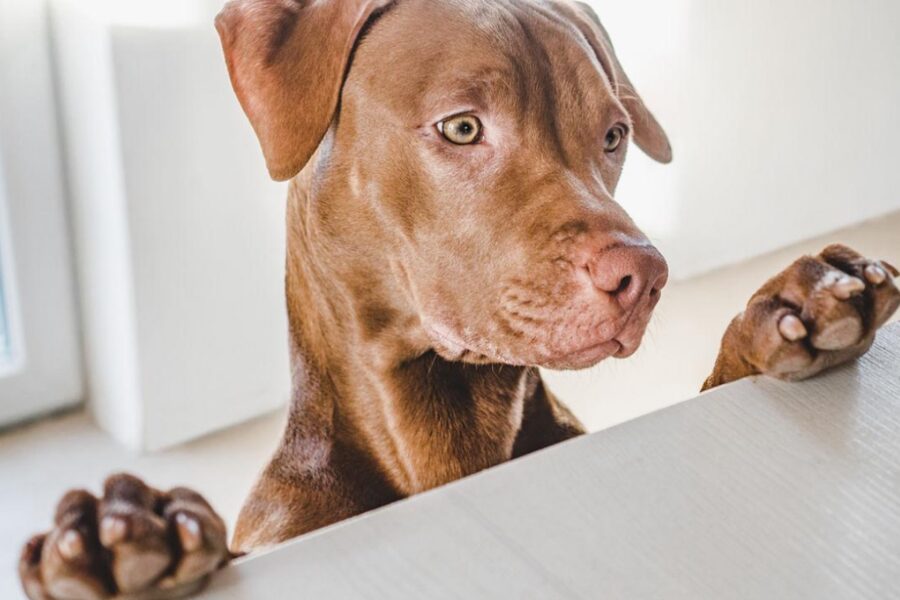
xmin=562 ymin=1 xmax=672 ymax=164
xmin=216 ymin=0 xmax=392 ymax=181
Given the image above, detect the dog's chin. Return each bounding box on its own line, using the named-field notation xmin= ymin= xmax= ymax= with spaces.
xmin=537 ymin=340 xmax=623 ymax=370
xmin=518 ymin=312 xmax=655 ymax=369
xmin=537 ymin=329 xmax=652 ymax=369
xmin=426 ymin=325 xmax=628 ymax=370
xmin=424 ymin=318 xmax=653 ymax=370
xmin=438 ymin=338 xmax=626 ymax=370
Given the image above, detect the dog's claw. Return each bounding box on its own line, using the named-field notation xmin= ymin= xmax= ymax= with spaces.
xmin=778 ymin=314 xmax=807 ymax=341
xmin=831 ymin=275 xmax=865 ymax=300
xmin=57 ymin=529 xmax=85 ymax=561
xmin=99 ymin=515 xmax=128 ymax=547
xmin=176 ymin=513 xmax=203 ymax=552
xmin=864 ymin=264 xmax=887 ymax=285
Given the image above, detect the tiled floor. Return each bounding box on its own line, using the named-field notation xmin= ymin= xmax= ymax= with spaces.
xmin=2 ymin=210 xmax=898 ymax=597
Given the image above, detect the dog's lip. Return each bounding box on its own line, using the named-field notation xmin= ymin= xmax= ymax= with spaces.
xmin=545 ymin=339 xmax=622 ymax=367
xmin=612 ymin=340 xmax=636 ymax=358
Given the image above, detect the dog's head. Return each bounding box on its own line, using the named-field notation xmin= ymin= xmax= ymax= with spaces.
xmin=217 ymin=0 xmax=670 ymax=369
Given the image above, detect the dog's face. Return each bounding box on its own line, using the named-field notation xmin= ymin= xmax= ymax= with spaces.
xmin=218 ymin=0 xmax=671 ymax=369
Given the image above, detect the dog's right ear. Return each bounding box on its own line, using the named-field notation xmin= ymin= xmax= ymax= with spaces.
xmin=216 ymin=0 xmax=392 ymax=181
xmin=567 ymin=1 xmax=673 ymax=164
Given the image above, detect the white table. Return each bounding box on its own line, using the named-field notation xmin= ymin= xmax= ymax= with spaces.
xmin=202 ymin=323 xmax=900 ymax=599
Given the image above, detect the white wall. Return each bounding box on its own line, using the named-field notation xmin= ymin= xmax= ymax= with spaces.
xmin=589 ymin=0 xmax=900 ymax=279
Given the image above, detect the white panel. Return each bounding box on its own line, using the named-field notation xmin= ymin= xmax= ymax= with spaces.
xmin=111 ymin=26 xmax=291 ymax=449
xmin=52 ymin=0 xmax=290 ymax=449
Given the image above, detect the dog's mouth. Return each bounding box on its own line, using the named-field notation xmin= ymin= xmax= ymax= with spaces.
xmin=424 ymin=315 xmax=645 ymax=370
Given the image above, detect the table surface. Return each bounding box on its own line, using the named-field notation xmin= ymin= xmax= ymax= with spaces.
xmin=202 ymin=323 xmax=900 ymax=600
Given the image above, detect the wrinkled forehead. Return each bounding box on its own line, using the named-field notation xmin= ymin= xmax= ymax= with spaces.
xmin=348 ymin=0 xmax=623 ymax=125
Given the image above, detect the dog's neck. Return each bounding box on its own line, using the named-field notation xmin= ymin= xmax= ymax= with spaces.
xmin=280 ymin=170 xmax=529 ymax=495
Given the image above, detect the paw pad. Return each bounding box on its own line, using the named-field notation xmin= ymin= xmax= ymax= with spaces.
xmin=811 ymin=316 xmax=863 ymax=351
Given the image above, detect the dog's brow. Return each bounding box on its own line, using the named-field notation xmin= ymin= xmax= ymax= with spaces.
xmin=429 ymin=67 xmax=516 ymax=111
xmin=442 ymin=68 xmax=514 ymax=101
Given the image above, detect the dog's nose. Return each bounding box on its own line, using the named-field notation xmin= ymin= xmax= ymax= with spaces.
xmin=586 ymin=244 xmax=669 ymax=311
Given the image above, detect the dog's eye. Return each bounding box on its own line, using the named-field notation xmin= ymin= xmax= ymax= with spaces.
xmin=438 ymin=115 xmax=483 ymax=145
xmin=604 ymin=124 xmax=627 ymax=153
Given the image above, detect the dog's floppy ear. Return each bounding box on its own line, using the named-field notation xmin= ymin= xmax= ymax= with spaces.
xmin=216 ymin=0 xmax=392 ymax=181
xmin=564 ymin=1 xmax=672 ymax=164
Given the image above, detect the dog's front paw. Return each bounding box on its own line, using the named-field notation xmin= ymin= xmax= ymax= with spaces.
xmin=19 ymin=473 xmax=230 ymax=600
xmin=706 ymin=244 xmax=899 ymax=388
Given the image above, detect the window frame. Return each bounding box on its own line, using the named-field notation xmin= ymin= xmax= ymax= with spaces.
xmin=0 ymin=0 xmax=83 ymax=425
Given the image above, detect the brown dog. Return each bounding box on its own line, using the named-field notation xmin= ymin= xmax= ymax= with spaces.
xmin=19 ymin=0 xmax=900 ymax=598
